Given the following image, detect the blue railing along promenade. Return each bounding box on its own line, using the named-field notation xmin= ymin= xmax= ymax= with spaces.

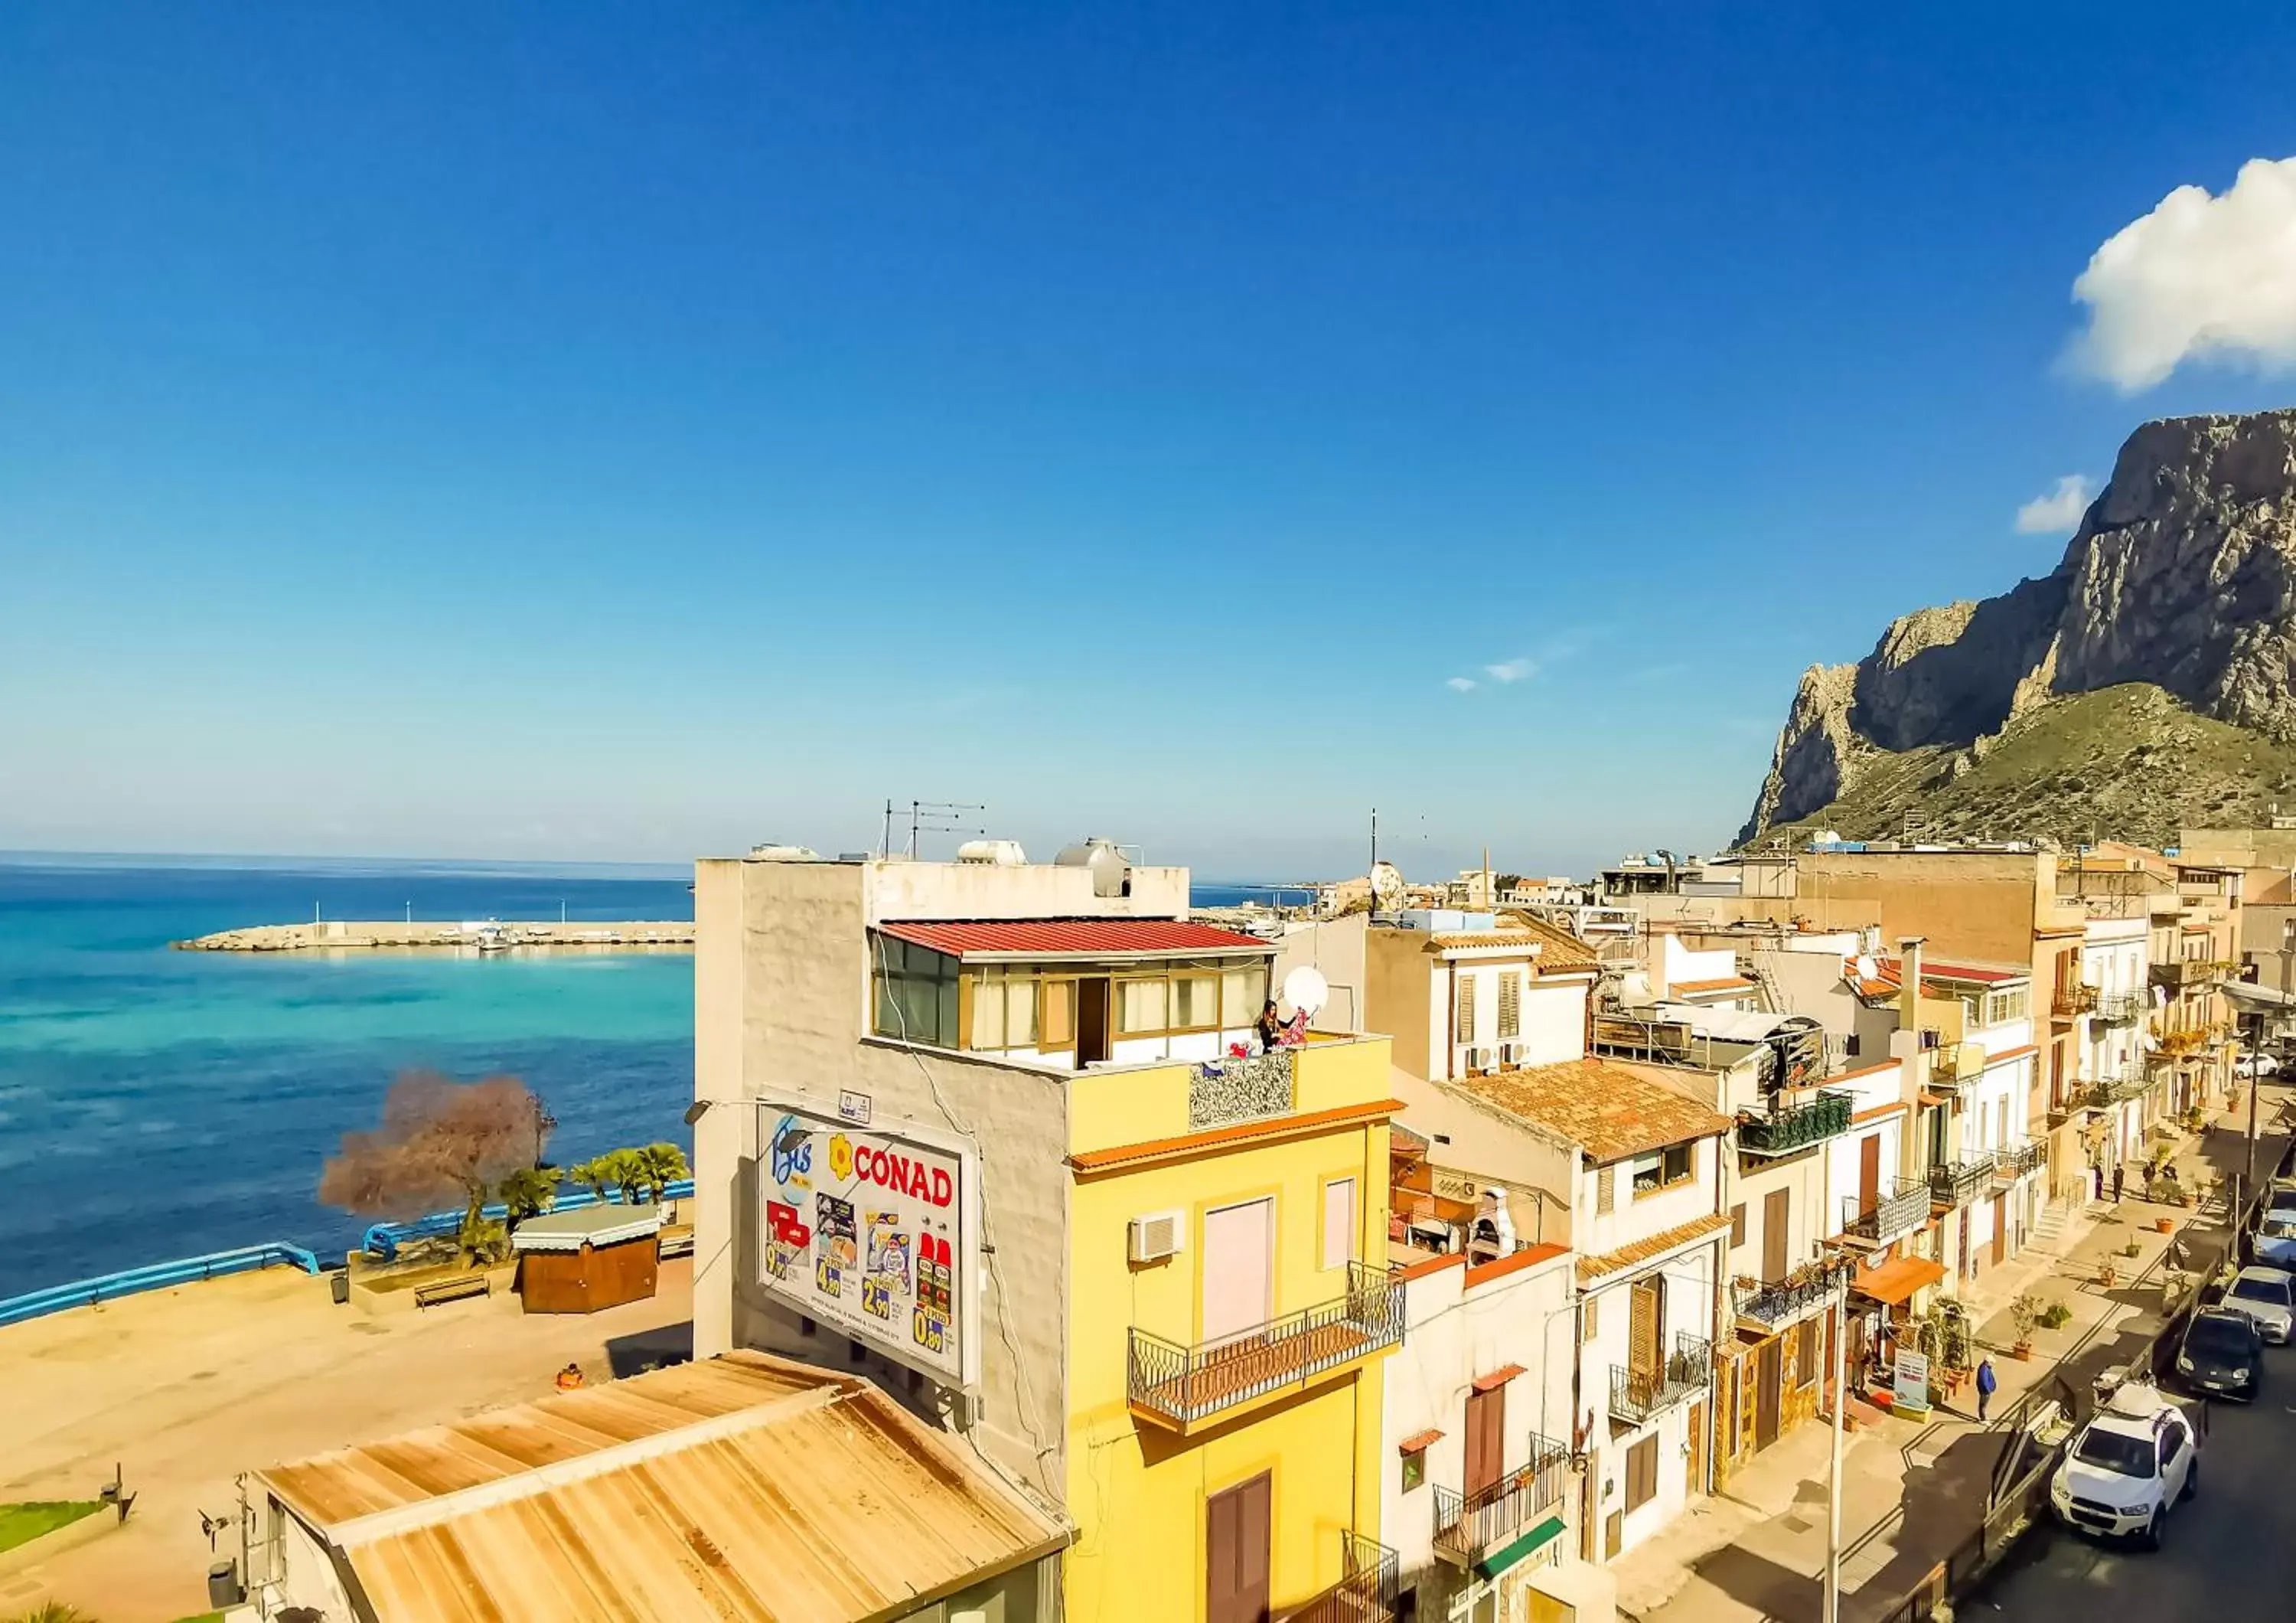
xmin=360 ymin=1177 xmax=696 ymax=1259
xmin=0 ymin=1242 xmax=319 ymax=1329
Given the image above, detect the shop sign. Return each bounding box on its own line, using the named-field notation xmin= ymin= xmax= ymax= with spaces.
xmin=755 ymin=1098 xmax=975 ymax=1387
xmin=1893 ymin=1347 xmax=1931 ymax=1411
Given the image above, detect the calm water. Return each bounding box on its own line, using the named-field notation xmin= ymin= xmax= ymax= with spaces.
xmin=0 ymin=855 xmax=695 ymax=1298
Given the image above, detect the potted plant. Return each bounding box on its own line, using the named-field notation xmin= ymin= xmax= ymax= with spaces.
xmin=2099 ymin=1259 xmax=2117 ymax=1289
xmin=2008 ymin=1293 xmax=2042 ymax=1360
xmin=2038 ymin=1300 xmax=2073 ymax=1331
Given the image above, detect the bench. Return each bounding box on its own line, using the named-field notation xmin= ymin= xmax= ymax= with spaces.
xmin=413 ymin=1274 xmax=491 ymax=1310
xmin=658 ymin=1232 xmax=695 ymax=1260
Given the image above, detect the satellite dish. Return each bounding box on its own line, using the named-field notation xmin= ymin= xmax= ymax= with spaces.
xmin=1854 ymin=954 xmax=1879 ymax=982
xmin=1283 ymin=965 xmax=1329 ymax=1020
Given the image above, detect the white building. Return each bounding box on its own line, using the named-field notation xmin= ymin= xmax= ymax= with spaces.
xmin=2081 ymin=916 xmax=2152 ymax=1174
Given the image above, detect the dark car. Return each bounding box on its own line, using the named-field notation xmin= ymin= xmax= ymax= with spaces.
xmin=2176 ymin=1308 xmax=2265 ymax=1400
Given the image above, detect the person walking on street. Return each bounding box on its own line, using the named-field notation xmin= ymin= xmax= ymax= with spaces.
xmin=2112 ymin=1162 xmax=2125 ymax=1203
xmin=1976 ymin=1356 xmax=1997 ymax=1422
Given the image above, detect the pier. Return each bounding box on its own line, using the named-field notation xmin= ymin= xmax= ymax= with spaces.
xmin=173 ymin=919 xmax=694 ymax=952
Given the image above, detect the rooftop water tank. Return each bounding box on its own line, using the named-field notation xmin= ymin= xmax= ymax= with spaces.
xmin=750 ymin=843 xmax=823 ymax=861
xmin=957 ymin=838 xmax=1029 ymax=866
xmin=1056 ymin=836 xmax=1132 ymax=898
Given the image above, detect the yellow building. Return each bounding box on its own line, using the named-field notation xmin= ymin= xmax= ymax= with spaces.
xmin=692 ymin=849 xmax=1403 ymax=1623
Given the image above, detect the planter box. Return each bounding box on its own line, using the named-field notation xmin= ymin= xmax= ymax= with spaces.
xmin=0 ymin=1503 xmax=113 ymax=1579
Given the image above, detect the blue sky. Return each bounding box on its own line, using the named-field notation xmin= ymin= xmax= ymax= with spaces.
xmin=6 ymin=5 xmax=2296 ymax=880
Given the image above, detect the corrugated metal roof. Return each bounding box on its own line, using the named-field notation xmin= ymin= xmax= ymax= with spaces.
xmin=878 ymin=919 xmax=1272 ymax=959
xmin=258 ymin=1352 xmax=1068 ymax=1623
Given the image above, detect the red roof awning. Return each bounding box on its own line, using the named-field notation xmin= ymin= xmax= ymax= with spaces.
xmin=1853 ymin=1256 xmax=1945 ymax=1306
xmin=1398 ymin=1429 xmax=1444 ymax=1455
xmin=876 ymin=919 xmax=1274 ymax=962
xmin=1472 ymin=1363 xmax=1527 ymax=1393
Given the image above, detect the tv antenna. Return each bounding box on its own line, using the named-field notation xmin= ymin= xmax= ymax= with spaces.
xmin=886 ymin=798 xmax=987 ymax=859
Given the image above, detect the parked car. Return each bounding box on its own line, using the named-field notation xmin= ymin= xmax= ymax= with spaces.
xmin=2175 ymin=1308 xmax=2266 ymax=1399
xmin=2221 ymin=1265 xmax=2296 ymax=1343
xmin=2253 ymin=1213 xmax=2296 ymax=1269
xmin=2236 ymin=1052 xmax=2281 ymax=1080
xmin=2049 ymin=1383 xmax=2200 ymax=1549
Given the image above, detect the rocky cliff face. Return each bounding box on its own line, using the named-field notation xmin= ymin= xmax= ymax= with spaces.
xmin=1740 ymin=407 xmax=2296 ymax=845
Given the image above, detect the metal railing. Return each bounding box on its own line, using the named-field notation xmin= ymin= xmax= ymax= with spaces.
xmin=2052 ymin=981 xmax=2098 ymax=1017
xmin=1281 ymin=1532 xmax=1399 ymax=1623
xmin=1733 ymin=1270 xmax=1835 ymax=1328
xmin=1842 ymin=1179 xmax=1929 ymax=1244
xmin=0 ymin=1242 xmax=321 ymax=1329
xmin=1609 ymin=1333 xmax=1711 ymax=1425
xmin=1431 ymin=1435 xmax=1570 ymax=1566
xmin=1736 ymin=1089 xmax=1852 ymax=1157
xmin=1928 ymin=1154 xmax=1994 ymax=1207
xmin=2095 ymin=991 xmax=2144 ymax=1024
xmin=1189 ymin=1048 xmax=1294 ymax=1131
xmin=1127 ymin=1262 xmax=1403 ymax=1428
xmin=1991 ymin=1139 xmax=2046 ymax=1181
xmin=2151 ymin=958 xmax=2236 ymax=991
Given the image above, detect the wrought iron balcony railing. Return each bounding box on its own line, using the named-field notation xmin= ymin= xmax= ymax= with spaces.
xmin=2151 ymin=958 xmax=2236 ymax=992
xmin=1733 ymin=1269 xmax=1837 ymax=1328
xmin=2053 ymin=981 xmax=2098 ymax=1018
xmin=1281 ymin=1532 xmax=1399 ymax=1623
xmin=2105 ymin=1066 xmax=2151 ymax=1103
xmin=1431 ymin=1435 xmax=1570 ymax=1569
xmin=1842 ymin=1179 xmax=1929 ymax=1245
xmin=2095 ymin=991 xmax=2144 ymax=1024
xmin=1609 ymin=1333 xmax=1711 ymax=1425
xmin=1992 ymin=1139 xmax=2046 ymax=1181
xmin=1929 ymin=1154 xmax=1994 ymax=1207
xmin=1736 ymin=1089 xmax=1853 ymax=1158
xmin=1127 ymin=1262 xmax=1403 ymax=1431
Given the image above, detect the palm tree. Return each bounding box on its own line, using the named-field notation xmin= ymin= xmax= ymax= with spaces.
xmin=566 ymin=1156 xmax=616 ymax=1201
xmin=606 ymin=1148 xmax=650 ymax=1206
xmin=635 ymin=1141 xmax=690 ymax=1205
xmin=498 ymin=1165 xmax=561 ymax=1233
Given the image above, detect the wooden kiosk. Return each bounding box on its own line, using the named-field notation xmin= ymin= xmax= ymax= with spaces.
xmin=513 ymin=1203 xmax=662 ymax=1314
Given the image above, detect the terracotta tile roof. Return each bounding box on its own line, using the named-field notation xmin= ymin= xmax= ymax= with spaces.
xmin=1669 ymin=976 xmax=1755 ymax=996
xmin=1472 ymin=1363 xmax=1528 ymax=1392
xmin=1399 ymin=1428 xmax=1444 ymax=1454
xmin=1499 ymin=912 xmax=1603 ymax=972
xmin=1457 ymin=1058 xmax=1735 ymax=1164
xmin=1577 ymin=1211 xmax=1734 ymax=1284
xmin=879 ymin=918 xmax=1270 ymax=959
xmin=1463 ymin=1242 xmax=1570 ymax=1290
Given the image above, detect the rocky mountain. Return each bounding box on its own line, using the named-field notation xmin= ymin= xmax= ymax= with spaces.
xmin=1739 ymin=408 xmax=2296 ymax=847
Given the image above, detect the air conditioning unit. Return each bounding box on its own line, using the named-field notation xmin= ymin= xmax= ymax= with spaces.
xmin=1129 ymin=1210 xmax=1186 ymax=1264
xmin=1465 ymin=1047 xmax=1494 ymax=1073
xmin=1500 ymin=1042 xmax=1527 ymax=1065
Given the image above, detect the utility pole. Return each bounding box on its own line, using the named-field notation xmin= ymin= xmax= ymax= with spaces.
xmin=1823 ymin=1271 xmax=1848 ymax=1623
xmin=1369 ymin=807 xmax=1378 ymax=881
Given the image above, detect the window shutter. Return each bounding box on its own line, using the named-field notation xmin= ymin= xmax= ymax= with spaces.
xmin=1729 ymin=1203 xmax=1746 ymax=1246
xmin=1457 ymin=975 xmax=1477 ymax=1047
xmin=1595 ymin=1164 xmax=1615 ymax=1216
xmin=1498 ymin=972 xmax=1521 ymax=1040
xmin=1629 ymin=1280 xmax=1661 ymax=1377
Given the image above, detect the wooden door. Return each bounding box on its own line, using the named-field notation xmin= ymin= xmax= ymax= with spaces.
xmin=1754 ymin=1340 xmax=1782 ymax=1450
xmin=1687 ymin=1399 xmax=1707 ymax=1497
xmin=1202 ymin=1199 xmax=1274 ymax=1346
xmin=1629 ymin=1278 xmax=1665 ymax=1378
xmin=1464 ymin=1383 xmax=1505 ymax=1495
xmin=1206 ymin=1473 xmax=1271 ymax=1623
xmin=1762 ymin=1187 xmax=1791 ymax=1283
xmin=1857 ymin=1134 xmax=1881 ymax=1217
xmin=1076 ymin=978 xmax=1111 ymax=1066
xmin=1991 ymin=1194 xmax=2008 ymax=1266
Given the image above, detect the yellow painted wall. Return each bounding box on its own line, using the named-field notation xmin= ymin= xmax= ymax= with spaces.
xmin=1063 ymin=1036 xmax=1395 ymax=1623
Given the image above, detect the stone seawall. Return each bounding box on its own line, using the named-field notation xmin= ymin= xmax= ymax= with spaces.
xmin=174 ymin=919 xmax=695 ymax=952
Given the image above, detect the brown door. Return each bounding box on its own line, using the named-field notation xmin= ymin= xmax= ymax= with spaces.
xmin=1629 ymin=1278 xmax=1664 ymax=1378
xmin=1762 ymin=1187 xmax=1792 ymax=1283
xmin=1076 ymin=977 xmax=1112 ymax=1068
xmin=1754 ymin=1340 xmax=1782 ymax=1449
xmin=1206 ymin=1472 xmax=1271 ymax=1623
xmin=1858 ymin=1134 xmax=1881 ymax=1217
xmin=1991 ymin=1195 xmax=2008 ymax=1266
xmin=1687 ymin=1399 xmax=1707 ymax=1497
xmin=1464 ymin=1383 xmax=1505 ymax=1495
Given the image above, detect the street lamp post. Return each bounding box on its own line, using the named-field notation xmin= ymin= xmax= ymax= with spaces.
xmin=1823 ymin=1269 xmax=1849 ymax=1623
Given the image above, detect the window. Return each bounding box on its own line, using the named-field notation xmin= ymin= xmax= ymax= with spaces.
xmin=1583 ymin=1295 xmax=1600 ymax=1338
xmin=1221 ymin=966 xmax=1264 ymax=1028
xmin=1631 ymin=1143 xmax=1694 ymax=1195
xmin=1497 ymin=972 xmax=1521 ymax=1040
xmin=1625 ymin=1434 xmax=1659 ymax=1512
xmin=1594 ymin=1164 xmax=1615 ymax=1216
xmin=1983 ymin=987 xmax=2030 ymax=1026
xmin=1730 ymin=1203 xmax=1746 ymax=1246
xmin=1846 ymin=1033 xmax=1861 ymax=1057
xmin=1117 ymin=976 xmax=1169 ymax=1034
xmin=873 ymin=938 xmax=958 ymax=1047
xmin=1321 ymin=1177 xmax=1358 ymax=1271
xmin=1456 ymin=975 xmax=1478 ymax=1046
xmin=1793 ymin=1319 xmax=1818 ymax=1386
xmin=1400 ymin=1447 xmax=1427 ymax=1494
xmin=1040 ymin=979 xmax=1076 ymax=1049
xmin=1171 ymin=972 xmax=1218 ymax=1030
xmin=968 ymin=971 xmax=1039 ymax=1051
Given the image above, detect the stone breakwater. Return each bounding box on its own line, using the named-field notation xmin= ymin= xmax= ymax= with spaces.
xmin=174 ymin=920 xmax=695 ymax=952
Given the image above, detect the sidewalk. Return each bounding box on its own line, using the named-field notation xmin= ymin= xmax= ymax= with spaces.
xmin=1612 ymin=1083 xmax=2291 ymax=1623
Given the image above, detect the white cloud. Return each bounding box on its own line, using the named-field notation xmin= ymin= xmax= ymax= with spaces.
xmin=2014 ymin=474 xmax=2095 ymax=534
xmin=1483 ymin=658 xmax=1538 ymax=684
xmin=1446 ymin=676 xmax=1478 ymax=692
xmin=2069 ymin=156 xmax=2296 ymax=391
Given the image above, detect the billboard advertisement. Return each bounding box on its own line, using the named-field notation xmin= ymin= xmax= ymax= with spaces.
xmin=754 ymin=1098 xmax=975 ymax=1388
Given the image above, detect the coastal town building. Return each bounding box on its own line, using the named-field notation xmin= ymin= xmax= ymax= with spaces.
xmin=691 ymin=845 xmax=1403 ymax=1622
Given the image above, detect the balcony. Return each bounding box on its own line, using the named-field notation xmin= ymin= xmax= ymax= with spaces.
xmin=2052 ymin=982 xmax=2098 ymax=1019
xmin=1280 ymin=1533 xmax=1399 ymax=1623
xmin=1609 ymin=1333 xmax=1711 ymax=1425
xmin=1842 ymin=1179 xmax=1929 ymax=1246
xmin=1929 ymin=1154 xmax=1994 ymax=1207
xmin=2105 ymin=1066 xmax=2151 ymax=1103
xmin=1931 ymin=1042 xmax=1987 ymax=1086
xmin=2152 ymin=959 xmax=2236 ymax=992
xmin=1733 ymin=1268 xmax=1837 ymax=1331
xmin=2095 ymin=991 xmax=2144 ymax=1024
xmin=1992 ymin=1139 xmax=2047 ymax=1181
xmin=1127 ymin=1262 xmax=1403 ymax=1432
xmin=1432 ymin=1435 xmax=1571 ymax=1571
xmin=1736 ymin=1089 xmax=1853 ymax=1158
xmin=2155 ymin=1025 xmax=2209 ymax=1058
xmin=1188 ymin=1048 xmax=1294 ymax=1132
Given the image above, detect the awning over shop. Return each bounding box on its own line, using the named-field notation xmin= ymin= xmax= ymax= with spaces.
xmin=1851 ymin=1256 xmax=1946 ymax=1306
xmin=1473 ymin=1514 xmax=1567 ymax=1582
xmin=2219 ymin=980 xmax=2296 ymax=1012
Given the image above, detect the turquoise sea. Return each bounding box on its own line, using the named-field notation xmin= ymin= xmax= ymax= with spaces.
xmin=0 ymin=854 xmax=695 ymax=1298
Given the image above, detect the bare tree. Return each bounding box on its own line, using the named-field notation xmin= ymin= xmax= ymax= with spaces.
xmin=320 ymin=1070 xmax=550 ymax=1262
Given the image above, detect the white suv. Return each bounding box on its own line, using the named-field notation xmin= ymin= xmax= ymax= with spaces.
xmin=2049 ymin=1383 xmax=2199 ymax=1549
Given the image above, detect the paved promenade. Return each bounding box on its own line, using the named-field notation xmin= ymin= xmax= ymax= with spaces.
xmin=0 ymin=1256 xmax=693 ymax=1620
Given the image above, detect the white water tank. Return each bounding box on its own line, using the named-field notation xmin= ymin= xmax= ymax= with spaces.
xmin=750 ymin=844 xmax=823 ymax=862
xmin=957 ymin=838 xmax=1028 ymax=866
xmin=1056 ymin=837 xmax=1132 ymax=898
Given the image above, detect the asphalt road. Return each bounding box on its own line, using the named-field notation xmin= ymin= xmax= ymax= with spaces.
xmin=1981 ymin=1360 xmax=2296 ymax=1617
